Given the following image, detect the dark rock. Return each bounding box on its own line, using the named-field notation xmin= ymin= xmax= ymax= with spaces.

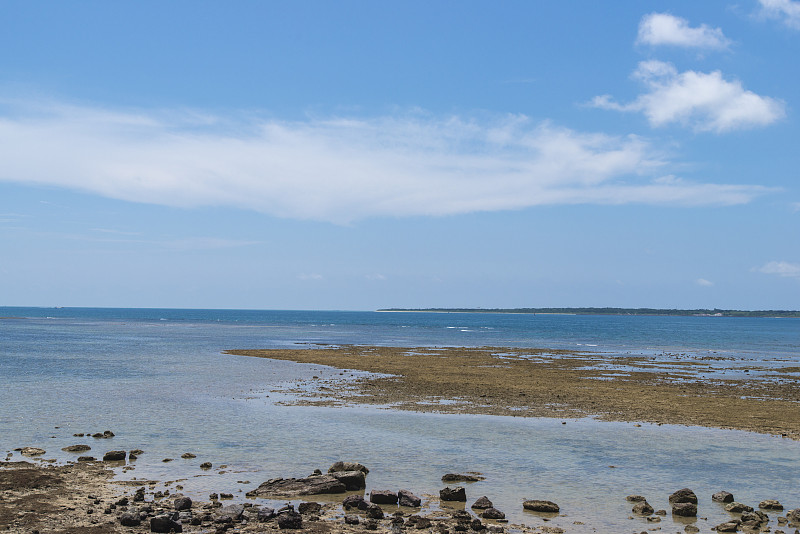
xmin=77 ymin=456 xmax=96 ymax=462
xmin=442 ymin=473 xmax=483 ymax=482
xmin=277 ymin=511 xmax=303 ymax=529
xmin=522 ymin=500 xmax=559 ymax=513
xmin=713 ymin=491 xmax=735 ymax=503
xmin=62 ymin=445 xmax=91 ymax=453
xmin=344 ymin=514 xmax=360 ymax=525
xmin=741 ymin=510 xmax=769 ymax=524
xmin=787 ymin=508 xmax=800 ymax=523
xmin=632 ymin=501 xmax=654 ymax=515
xmin=246 ymin=475 xmax=347 ymax=498
xmin=365 ymin=519 xmax=379 ymax=530
xmin=133 ymin=488 xmax=145 ymax=502
xmin=671 ymin=502 xmax=697 ymax=517
xmin=470 ymin=518 xmax=485 ymax=531
xmin=366 ymin=504 xmax=385 ymax=519
xmin=440 ymin=487 xmax=467 ymax=502
xmin=298 ymin=502 xmax=321 ymax=515
xmin=343 ymin=495 xmax=369 ymax=510
xmin=654 ymin=509 xmax=667 ymax=515
xmin=150 ymin=515 xmax=183 ymax=533
xmin=371 ymin=490 xmax=399 ymax=505
xmin=714 ymin=519 xmax=741 ymax=532
xmin=626 ymin=495 xmax=647 ymax=502
xmin=103 ymin=430 xmax=115 ymax=438
xmin=472 ymin=496 xmax=493 ymax=510
xmin=329 ymin=470 xmax=366 ymax=490
xmin=20 ymin=447 xmax=46 ymax=456
xmin=725 ymin=502 xmax=754 ymax=514
xmin=174 ymin=497 xmax=192 ymax=511
xmin=328 ymin=461 xmax=369 ymax=474
xmin=414 ymin=517 xmax=432 ymax=529
xmin=181 ymin=452 xmax=196 ymax=459
xmin=759 ymin=500 xmax=783 ymax=510
xmin=215 ymin=504 xmax=244 ymax=522
xmin=103 ymin=450 xmax=126 ymax=462
xmin=119 ymin=512 xmax=141 ymax=526
xmin=482 ymin=508 xmax=505 ymax=520
xmin=399 ymin=489 xmax=422 ymax=508
xmin=257 ymin=507 xmax=275 ymax=521
xmin=669 ymin=488 xmax=698 ymax=505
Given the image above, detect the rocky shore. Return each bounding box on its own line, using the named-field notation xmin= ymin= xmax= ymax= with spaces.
xmin=226 ymin=346 xmax=800 ymax=440
xmin=3 ymin=448 xmax=799 ymax=534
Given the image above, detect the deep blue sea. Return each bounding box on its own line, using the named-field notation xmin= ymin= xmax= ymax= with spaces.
xmin=1 ymin=307 xmax=798 ymax=532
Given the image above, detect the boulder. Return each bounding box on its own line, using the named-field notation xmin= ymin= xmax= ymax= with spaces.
xmin=277 ymin=510 xmax=302 ymax=529
xmin=671 ymin=502 xmax=697 ymax=517
xmin=714 ymin=520 xmax=740 ymax=532
xmin=118 ymin=512 xmax=141 ymax=526
xmin=366 ymin=503 xmax=385 ymax=519
xmin=150 ymin=515 xmax=183 ymax=533
xmin=759 ymin=499 xmax=783 ymax=510
xmin=103 ymin=450 xmax=126 ymax=462
xmin=632 ymin=501 xmax=654 ymax=515
xmin=328 ymin=461 xmax=369 ymax=474
xmin=174 ymin=497 xmax=192 ymax=511
xmin=669 ymin=488 xmax=698 ymax=505
xmin=298 ymin=502 xmax=321 ymax=515
xmin=626 ymin=495 xmax=647 ymax=502
xmin=713 ymin=491 xmax=735 ymax=503
xmin=725 ymin=502 xmax=754 ymax=514
xmin=441 ymin=486 xmax=467 ymax=502
xmin=342 ymin=495 xmax=368 ymax=511
xmin=62 ymin=445 xmax=91 ymax=453
xmin=329 ymin=470 xmax=366 ymax=490
xmin=522 ymin=500 xmax=559 ymax=513
xmin=399 ymin=489 xmax=422 ymax=507
xmin=215 ymin=504 xmax=244 ymax=522
xmin=371 ymin=490 xmax=398 ymax=505
xmin=257 ymin=507 xmax=275 ymax=521
xmin=200 ymin=462 xmax=212 ymax=469
xmin=344 ymin=514 xmax=360 ymax=525
xmin=246 ymin=475 xmax=346 ymax=498
xmin=472 ymin=496 xmax=494 ymax=510
xmin=482 ymin=508 xmax=505 ymax=520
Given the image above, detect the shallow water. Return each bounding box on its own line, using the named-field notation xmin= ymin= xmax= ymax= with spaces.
xmin=2 ymin=308 xmax=799 ymax=531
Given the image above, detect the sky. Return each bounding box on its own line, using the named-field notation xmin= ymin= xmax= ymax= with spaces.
xmin=1 ymin=0 xmax=799 ymax=311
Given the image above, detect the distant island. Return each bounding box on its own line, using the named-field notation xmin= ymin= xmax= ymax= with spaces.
xmin=377 ymin=307 xmax=800 ymax=318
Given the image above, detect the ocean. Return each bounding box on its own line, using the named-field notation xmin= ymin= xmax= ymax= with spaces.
xmin=1 ymin=307 xmax=798 ymax=531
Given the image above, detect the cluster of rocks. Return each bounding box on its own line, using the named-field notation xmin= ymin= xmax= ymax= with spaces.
xmin=626 ymin=488 xmax=799 ymax=532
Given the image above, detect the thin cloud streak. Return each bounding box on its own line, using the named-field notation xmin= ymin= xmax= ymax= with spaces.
xmin=0 ymin=100 xmax=774 ymax=223
xmin=758 ymin=0 xmax=800 ymax=29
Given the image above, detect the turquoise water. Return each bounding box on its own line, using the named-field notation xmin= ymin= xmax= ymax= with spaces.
xmin=1 ymin=307 xmax=798 ymax=532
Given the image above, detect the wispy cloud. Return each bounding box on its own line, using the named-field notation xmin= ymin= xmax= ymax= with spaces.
xmin=298 ymin=273 xmax=324 ymax=281
xmin=696 ymin=278 xmax=714 ymax=287
xmin=758 ymin=0 xmax=800 ymax=29
xmin=756 ymin=261 xmax=800 ymax=278
xmin=0 ymin=99 xmax=775 ymax=223
xmin=592 ymin=60 xmax=785 ymax=133
xmin=637 ymin=13 xmax=732 ymax=50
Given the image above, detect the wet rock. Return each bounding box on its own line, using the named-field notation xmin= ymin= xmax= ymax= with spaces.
xmin=174 ymin=497 xmax=192 ymax=511
xmin=328 ymin=461 xmax=369 ymax=474
xmin=671 ymin=502 xmax=697 ymax=517
xmin=62 ymin=444 xmax=91 ymax=453
xmin=215 ymin=504 xmax=244 ymax=523
xmin=329 ymin=470 xmax=366 ymax=490
xmin=298 ymin=502 xmax=321 ymax=515
xmin=472 ymin=496 xmax=493 ymax=510
xmin=246 ymin=475 xmax=347 ymax=497
xmin=365 ymin=519 xmax=379 ymax=530
xmin=371 ymin=490 xmax=399 ymax=505
xmin=102 ymin=450 xmax=126 ymax=462
xmin=760 ymin=500 xmax=783 ymax=510
xmin=345 ymin=514 xmax=360 ymax=525
xmin=277 ymin=510 xmax=303 ymax=529
xmin=133 ymin=488 xmax=146 ymax=502
xmin=741 ymin=510 xmax=769 ymax=525
xmin=440 ymin=487 xmax=467 ymax=502
xmin=399 ymin=489 xmax=422 ymax=507
xmin=470 ymin=518 xmax=485 ymax=531
xmin=714 ymin=519 xmax=741 ymax=532
xmin=180 ymin=452 xmax=196 ymax=459
xmin=413 ymin=517 xmax=432 ymax=529
xmin=669 ymin=488 xmax=698 ymax=505
xmin=257 ymin=507 xmax=275 ymax=521
xmin=77 ymin=456 xmax=96 ymax=462
xmin=684 ymin=525 xmax=700 ymax=534
xmin=522 ymin=500 xmax=559 ymax=513
xmin=119 ymin=512 xmax=141 ymax=526
xmin=442 ymin=473 xmax=484 ymax=482
xmin=343 ymin=495 xmax=368 ymax=511
xmin=366 ymin=503 xmax=385 ymax=520
xmin=787 ymin=508 xmax=800 ymax=523
xmin=200 ymin=462 xmax=212 ymax=469
xmin=19 ymin=447 xmax=46 ymax=456
xmin=632 ymin=501 xmax=654 ymax=515
xmin=482 ymin=508 xmax=505 ymax=520
xmin=150 ymin=515 xmax=183 ymax=533
xmin=626 ymin=495 xmax=647 ymax=502
xmin=725 ymin=502 xmax=754 ymax=514
xmin=713 ymin=491 xmax=735 ymax=503
xmin=654 ymin=509 xmax=667 ymax=516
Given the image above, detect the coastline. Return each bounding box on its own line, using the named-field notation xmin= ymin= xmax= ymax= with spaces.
xmin=226 ymin=345 xmax=800 ymax=440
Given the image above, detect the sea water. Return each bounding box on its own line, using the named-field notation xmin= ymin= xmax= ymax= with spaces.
xmin=1 ymin=307 xmax=799 ymax=532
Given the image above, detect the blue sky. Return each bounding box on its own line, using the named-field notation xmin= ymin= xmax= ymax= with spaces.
xmin=1 ymin=0 xmax=799 ymax=310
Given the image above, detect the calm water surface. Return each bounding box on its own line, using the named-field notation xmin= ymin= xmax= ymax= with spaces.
xmin=1 ymin=307 xmax=798 ymax=532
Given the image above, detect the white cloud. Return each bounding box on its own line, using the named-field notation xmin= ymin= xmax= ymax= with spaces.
xmin=0 ymin=99 xmax=775 ymax=223
xmin=637 ymin=13 xmax=731 ymax=50
xmin=757 ymin=261 xmax=800 ymax=278
xmin=592 ymin=60 xmax=785 ymax=133
xmin=758 ymin=0 xmax=800 ymax=29
xmin=696 ymin=278 xmax=714 ymax=287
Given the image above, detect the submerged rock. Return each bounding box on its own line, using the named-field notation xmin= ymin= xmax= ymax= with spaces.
xmin=522 ymin=500 xmax=560 ymax=513
xmin=725 ymin=502 xmax=754 ymax=514
xmin=632 ymin=501 xmax=654 ymax=515
xmin=328 ymin=461 xmax=369 ymax=474
xmin=713 ymin=491 xmax=735 ymax=503
xmin=246 ymin=475 xmax=347 ymax=497
xmin=442 ymin=473 xmax=484 ymax=482
xmin=102 ymin=450 xmax=126 ymax=462
xmin=19 ymin=447 xmax=46 ymax=456
xmin=472 ymin=496 xmax=494 ymax=510
xmin=440 ymin=487 xmax=467 ymax=502
xmin=759 ymin=499 xmax=783 ymax=510
xmin=671 ymin=502 xmax=697 ymax=517
xmin=482 ymin=508 xmax=505 ymax=520
xmin=399 ymin=489 xmax=422 ymax=507
xmin=62 ymin=445 xmax=91 ymax=453
xmin=371 ymin=490 xmax=399 ymax=504
xmin=626 ymin=495 xmax=647 ymax=502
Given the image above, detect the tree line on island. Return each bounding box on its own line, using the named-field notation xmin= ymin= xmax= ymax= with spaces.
xmin=377 ymin=307 xmax=800 ymax=318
